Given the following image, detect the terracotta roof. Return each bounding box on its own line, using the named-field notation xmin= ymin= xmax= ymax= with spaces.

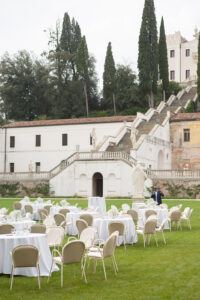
xmin=3 ymin=115 xmax=136 ymax=128
xmin=170 ymin=113 xmax=200 ymax=122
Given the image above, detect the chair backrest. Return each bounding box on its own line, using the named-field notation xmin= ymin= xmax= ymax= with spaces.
xmin=160 ymin=203 xmax=168 ymax=209
xmin=144 ymin=219 xmax=157 ymax=234
xmin=127 ymin=209 xmax=138 ymax=222
xmin=145 ymin=210 xmax=157 ymax=219
xmin=183 ymin=207 xmax=190 ymax=217
xmin=43 ymin=216 xmax=56 ymax=227
xmin=44 ymin=205 xmax=52 ymax=214
xmin=30 ymin=224 xmax=46 ymax=234
xmin=79 ymin=214 xmax=93 ymax=226
xmin=177 ymin=204 xmax=182 ymax=209
xmin=103 ymin=233 xmax=117 ymax=258
xmin=24 ymin=205 xmax=33 ymax=214
xmin=62 ymin=240 xmax=85 ymax=264
xmin=14 ymin=202 xmax=22 ymax=210
xmin=59 ymin=208 xmax=70 ymax=218
xmin=46 ymin=226 xmax=65 ymax=246
xmin=54 ymin=213 xmax=66 ymax=226
xmin=170 ymin=210 xmax=182 ymax=221
xmin=0 ymin=224 xmax=15 ymax=234
xmin=38 ymin=208 xmax=48 ymax=220
xmin=121 ymin=204 xmax=130 ymax=213
xmin=158 ymin=218 xmax=169 ymax=231
xmin=108 ymin=221 xmax=125 ymax=236
xmin=12 ymin=245 xmax=39 ymax=268
xmin=76 ymin=219 xmax=88 ymax=236
xmin=79 ymin=227 xmax=96 ymax=249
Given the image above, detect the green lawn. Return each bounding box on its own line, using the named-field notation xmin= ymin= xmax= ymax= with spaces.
xmin=0 ymin=198 xmax=199 ymax=300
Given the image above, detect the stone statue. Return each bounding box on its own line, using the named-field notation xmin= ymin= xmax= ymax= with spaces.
xmin=132 ymin=162 xmax=147 ymax=200
xmin=91 ymin=128 xmax=96 ymax=149
xmin=194 ymin=26 xmax=199 ymax=39
xmin=130 ymin=123 xmax=138 ymax=147
xmin=28 ymin=161 xmax=33 ymax=172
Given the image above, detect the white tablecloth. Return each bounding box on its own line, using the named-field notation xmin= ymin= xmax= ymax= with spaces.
xmin=0 ymin=220 xmax=35 ymax=231
xmin=21 ymin=201 xmax=52 ymax=220
xmin=138 ymin=208 xmax=169 ymax=229
xmin=50 ymin=205 xmax=79 ymax=215
xmin=0 ymin=233 xmax=58 ymax=277
xmin=67 ymin=211 xmax=99 ymax=235
xmin=132 ymin=203 xmax=147 ymax=211
xmin=88 ymin=197 xmax=106 ymax=214
xmin=93 ymin=216 xmax=137 ymax=245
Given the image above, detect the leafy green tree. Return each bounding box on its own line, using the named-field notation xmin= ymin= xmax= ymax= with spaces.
xmin=138 ymin=0 xmax=158 ymax=108
xmin=159 ymin=17 xmax=169 ymax=100
xmin=197 ymin=33 xmax=200 ymax=101
xmin=103 ymin=42 xmax=116 ymax=114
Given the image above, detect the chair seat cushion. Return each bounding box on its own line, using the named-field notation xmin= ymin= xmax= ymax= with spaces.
xmin=53 ymin=256 xmax=62 ymax=264
xmin=136 ymin=230 xmax=143 ymax=234
xmin=87 ymin=251 xmax=102 ymax=258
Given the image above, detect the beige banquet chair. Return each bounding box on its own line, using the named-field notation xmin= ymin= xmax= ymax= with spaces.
xmin=85 ymin=231 xmax=119 ymax=280
xmin=44 ymin=205 xmax=52 ymax=215
xmin=136 ymin=218 xmax=158 ymax=248
xmin=46 ymin=226 xmax=65 ymax=249
xmin=54 ymin=213 xmax=66 ymax=228
xmin=168 ymin=210 xmax=182 ymax=231
xmin=10 ymin=245 xmax=40 ymax=290
xmin=76 ymin=219 xmax=88 ymax=238
xmin=69 ymin=227 xmax=96 ymax=250
xmin=24 ymin=204 xmax=33 ymax=214
xmin=80 ymin=214 xmax=93 ymax=226
xmin=145 ymin=210 xmax=157 ymax=219
xmin=48 ymin=240 xmax=87 ymax=287
xmin=0 ymin=224 xmax=15 ymax=234
xmin=108 ymin=221 xmax=126 ymax=249
xmin=13 ymin=202 xmax=22 ymax=211
xmin=181 ymin=208 xmax=193 ymax=230
xmin=59 ymin=208 xmax=70 ymax=218
xmin=155 ymin=218 xmax=169 ymax=244
xmin=30 ymin=224 xmax=46 ymax=234
xmin=38 ymin=208 xmax=48 ymax=221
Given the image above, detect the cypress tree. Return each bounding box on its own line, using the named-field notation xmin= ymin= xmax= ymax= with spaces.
xmin=159 ymin=17 xmax=169 ymax=101
xmin=138 ymin=0 xmax=158 ymax=108
xmin=197 ymin=33 xmax=200 ymax=101
xmin=103 ymin=42 xmax=116 ymax=114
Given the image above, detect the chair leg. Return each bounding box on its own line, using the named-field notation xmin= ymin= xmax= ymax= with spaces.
xmin=47 ymin=259 xmax=53 ymax=283
xmin=61 ymin=264 xmax=63 ymax=287
xmin=81 ymin=261 xmax=87 ymax=283
xmin=154 ymin=232 xmax=158 ymax=247
xmin=123 ymin=235 xmax=126 ymax=250
xmin=112 ymin=254 xmax=118 ymax=272
xmin=111 ymin=257 xmax=117 ymax=275
xmin=10 ymin=266 xmax=14 ymax=290
xmin=143 ymin=234 xmax=146 ymax=248
xmin=162 ymin=231 xmax=166 ymax=245
xmin=102 ymin=258 xmax=107 ymax=280
xmin=37 ymin=265 xmax=41 ymax=289
xmin=94 ymin=259 xmax=97 ymax=273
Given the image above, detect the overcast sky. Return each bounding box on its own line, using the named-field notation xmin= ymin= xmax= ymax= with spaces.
xmin=0 ymin=0 xmax=200 ymax=89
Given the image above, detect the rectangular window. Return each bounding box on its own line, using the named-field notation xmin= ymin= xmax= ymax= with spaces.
xmin=184 ymin=129 xmax=190 ymax=142
xmin=35 ymin=162 xmax=40 ymax=173
xmin=170 ymin=70 xmax=175 ymax=80
xmin=186 ymin=70 xmax=190 ymax=79
xmin=170 ymin=50 xmax=175 ymax=57
xmin=186 ymin=49 xmax=190 ymax=57
xmin=10 ymin=163 xmax=14 ymax=173
xmin=62 ymin=134 xmax=68 ymax=146
xmin=35 ymin=135 xmax=41 ymax=147
xmin=10 ymin=136 xmax=15 ymax=148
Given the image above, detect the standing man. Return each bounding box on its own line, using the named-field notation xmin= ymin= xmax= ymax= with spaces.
xmin=151 ymin=186 xmax=164 ymax=205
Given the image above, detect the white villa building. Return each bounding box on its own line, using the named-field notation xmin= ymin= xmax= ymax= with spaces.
xmin=166 ymin=28 xmax=199 ymax=85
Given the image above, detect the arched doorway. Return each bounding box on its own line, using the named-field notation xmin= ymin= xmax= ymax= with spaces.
xmin=157 ymin=150 xmax=164 ymax=169
xmin=92 ymin=172 xmax=103 ymax=196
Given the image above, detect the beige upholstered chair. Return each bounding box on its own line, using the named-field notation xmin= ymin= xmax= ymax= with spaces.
xmin=46 ymin=226 xmax=65 ymax=249
xmin=54 ymin=213 xmax=66 ymax=228
xmin=13 ymin=202 xmax=22 ymax=210
xmin=48 ymin=240 xmax=87 ymax=287
xmin=10 ymin=245 xmax=40 ymax=290
xmin=136 ymin=218 xmax=158 ymax=248
xmin=80 ymin=214 xmax=93 ymax=226
xmin=44 ymin=205 xmax=52 ymax=215
xmin=38 ymin=209 xmax=48 ymax=221
xmin=155 ymin=218 xmax=169 ymax=244
xmin=30 ymin=224 xmax=46 ymax=234
xmin=59 ymin=208 xmax=70 ymax=218
xmin=145 ymin=210 xmax=157 ymax=219
xmin=127 ymin=209 xmax=138 ymax=223
xmin=76 ymin=219 xmax=88 ymax=237
xmin=24 ymin=204 xmax=33 ymax=214
xmin=181 ymin=208 xmax=193 ymax=230
xmin=69 ymin=227 xmax=96 ymax=250
xmin=168 ymin=210 xmax=182 ymax=231
xmin=85 ymin=231 xmax=119 ymax=280
xmin=0 ymin=224 xmax=15 ymax=234
xmin=108 ymin=221 xmax=126 ymax=249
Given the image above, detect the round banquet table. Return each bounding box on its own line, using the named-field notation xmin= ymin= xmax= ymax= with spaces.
xmin=0 ymin=219 xmax=35 ymax=231
xmin=0 ymin=233 xmax=59 ymax=277
xmin=88 ymin=197 xmax=106 ymax=214
xmin=21 ymin=201 xmax=52 ymax=220
xmin=138 ymin=208 xmax=169 ymax=229
xmin=67 ymin=211 xmax=99 ymax=235
xmin=93 ymin=216 xmax=137 ymax=245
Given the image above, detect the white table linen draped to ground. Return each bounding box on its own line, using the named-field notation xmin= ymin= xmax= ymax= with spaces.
xmin=93 ymin=216 xmax=137 ymax=245
xmin=0 ymin=233 xmax=58 ymax=277
xmin=88 ymin=197 xmax=106 ymax=214
xmin=66 ymin=211 xmax=99 ymax=235
xmin=0 ymin=220 xmax=35 ymax=231
xmin=138 ymin=208 xmax=169 ymax=229
xmin=21 ymin=202 xmax=52 ymax=220
xmin=50 ymin=205 xmax=79 ymax=215
xmin=132 ymin=203 xmax=148 ymax=211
